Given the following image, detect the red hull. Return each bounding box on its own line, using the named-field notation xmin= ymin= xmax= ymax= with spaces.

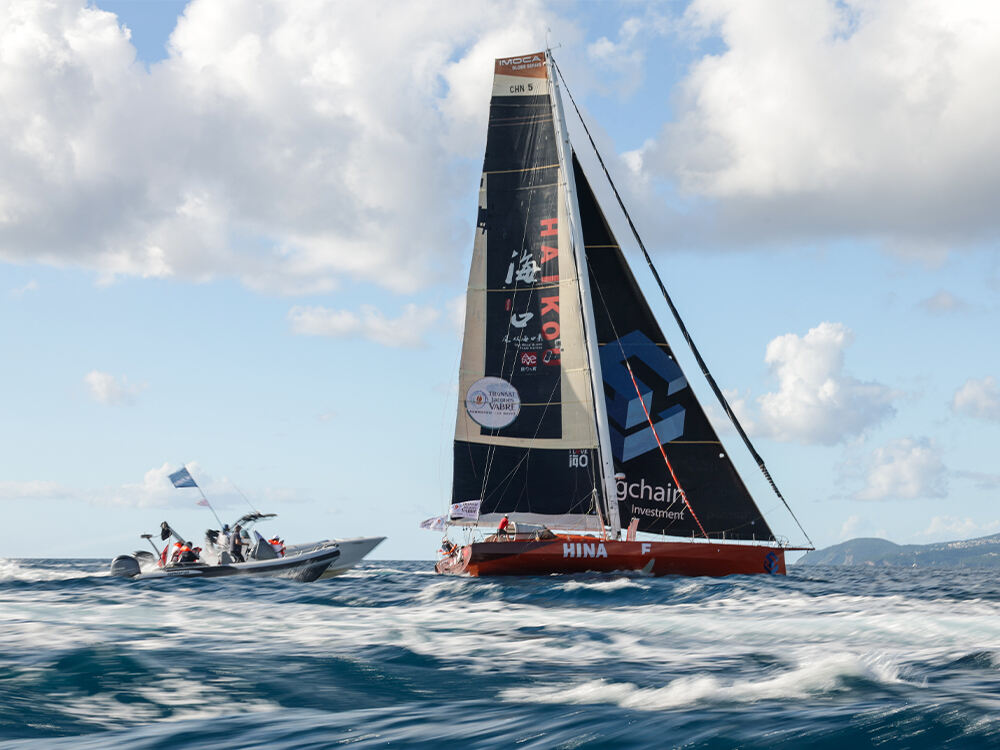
xmin=435 ymin=535 xmax=786 ymax=577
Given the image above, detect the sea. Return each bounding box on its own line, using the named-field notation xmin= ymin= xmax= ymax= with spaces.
xmin=1 ymin=559 xmax=999 ymax=749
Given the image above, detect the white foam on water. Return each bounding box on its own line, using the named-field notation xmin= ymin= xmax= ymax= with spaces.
xmin=0 ymin=558 xmax=93 ymax=582
xmin=670 ymin=580 xmax=708 ymax=596
xmin=557 ymin=577 xmax=650 ymax=593
xmin=57 ymin=675 xmax=278 ymax=730
xmin=501 ymin=651 xmax=903 ymax=710
xmin=93 ymin=584 xmax=998 ymax=685
xmin=4 ymin=561 xmax=1000 ymax=712
xmin=2 ymin=569 xmax=997 ymax=685
xmin=349 ymin=564 xmax=438 ymax=577
xmin=414 ymin=577 xmax=495 ymax=604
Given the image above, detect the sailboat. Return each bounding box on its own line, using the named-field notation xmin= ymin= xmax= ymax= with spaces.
xmin=433 ymin=50 xmax=811 ymax=577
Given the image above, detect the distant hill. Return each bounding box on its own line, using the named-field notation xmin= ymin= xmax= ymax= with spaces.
xmin=797 ymin=533 xmax=1000 ymax=567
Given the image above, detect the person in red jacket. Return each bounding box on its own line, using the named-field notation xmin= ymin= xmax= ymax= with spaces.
xmin=497 ymin=514 xmax=510 ymax=539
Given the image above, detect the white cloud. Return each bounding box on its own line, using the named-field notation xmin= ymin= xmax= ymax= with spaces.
xmin=757 ymin=322 xmax=895 ymax=444
xmin=0 ymin=480 xmax=68 ymax=501
xmin=8 ymin=280 xmax=38 ymax=296
xmin=952 ymin=376 xmax=1000 ymax=421
xmin=855 ymin=437 xmax=946 ymax=501
xmin=839 ymin=514 xmax=862 ymax=539
xmin=105 ymin=462 xmax=183 ymax=508
xmin=953 ymin=470 xmax=1000 ymax=491
xmin=0 ymin=0 xmax=567 ymax=293
xmin=918 ymin=290 xmax=968 ymax=314
xmin=636 ymin=0 xmax=1000 ymax=252
xmin=919 ymin=516 xmax=1000 ymax=540
xmin=104 ymin=462 xmax=273 ymax=509
xmin=6 ymin=0 xmax=1000 ymax=294
xmin=0 ymin=472 xmax=177 ymax=507
xmin=587 ymin=17 xmax=646 ymax=95
xmin=837 ymin=514 xmax=887 ymax=540
xmin=84 ymin=370 xmax=145 ymax=405
xmin=288 ymin=303 xmax=440 ymax=348
xmin=0 ymin=464 xmax=298 ymax=510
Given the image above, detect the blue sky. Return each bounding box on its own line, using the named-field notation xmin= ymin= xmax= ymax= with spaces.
xmin=1 ymin=0 xmax=998 ymax=559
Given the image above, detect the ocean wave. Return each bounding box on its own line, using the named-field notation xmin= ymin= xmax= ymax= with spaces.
xmin=500 ymin=651 xmax=904 ymax=710
xmin=3 ymin=563 xmax=1000 ymax=747
xmin=556 ymin=576 xmax=650 ymax=593
xmin=0 ymin=558 xmax=96 ymax=582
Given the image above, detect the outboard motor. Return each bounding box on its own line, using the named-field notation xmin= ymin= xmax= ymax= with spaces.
xmin=110 ymin=554 xmax=141 ymax=578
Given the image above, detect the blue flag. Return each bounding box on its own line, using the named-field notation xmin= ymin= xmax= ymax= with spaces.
xmin=168 ymin=467 xmax=198 ymax=488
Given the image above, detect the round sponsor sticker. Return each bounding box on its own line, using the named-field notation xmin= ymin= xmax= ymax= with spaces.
xmin=465 ymin=376 xmax=521 ymax=428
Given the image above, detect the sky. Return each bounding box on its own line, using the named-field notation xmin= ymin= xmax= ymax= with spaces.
xmin=1 ymin=0 xmax=999 ymax=560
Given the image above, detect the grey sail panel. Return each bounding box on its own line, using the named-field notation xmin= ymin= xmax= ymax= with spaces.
xmin=574 ymin=154 xmax=775 ymax=541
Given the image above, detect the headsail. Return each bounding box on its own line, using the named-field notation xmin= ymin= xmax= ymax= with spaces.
xmin=574 ymin=156 xmax=775 ymax=541
xmin=451 ymin=52 xmax=606 ymax=532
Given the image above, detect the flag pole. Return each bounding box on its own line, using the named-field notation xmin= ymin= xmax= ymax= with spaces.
xmin=185 ymin=466 xmax=225 ymax=529
xmin=196 ymin=485 xmax=225 ymax=529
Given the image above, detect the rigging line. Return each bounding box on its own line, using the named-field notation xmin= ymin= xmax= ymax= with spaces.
xmin=229 ymin=481 xmax=258 ymax=514
xmin=550 ymin=54 xmax=813 ymax=548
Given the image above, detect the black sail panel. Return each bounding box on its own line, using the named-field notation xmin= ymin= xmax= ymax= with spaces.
xmin=453 ymin=442 xmax=602 ymax=518
xmin=481 ymin=93 xmax=562 ymax=440
xmin=450 ymin=54 xmax=605 ymax=531
xmin=574 ymin=155 xmax=775 ymax=541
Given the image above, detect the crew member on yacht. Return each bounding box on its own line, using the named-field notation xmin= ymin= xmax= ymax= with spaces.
xmin=497 ymin=514 xmax=510 ymax=538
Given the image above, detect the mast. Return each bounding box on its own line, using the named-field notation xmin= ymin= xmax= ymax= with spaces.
xmin=546 ymin=52 xmax=621 ymax=538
